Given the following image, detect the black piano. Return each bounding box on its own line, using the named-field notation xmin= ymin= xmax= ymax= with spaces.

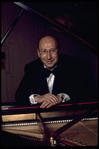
xmin=1 ymin=101 xmax=98 ymax=146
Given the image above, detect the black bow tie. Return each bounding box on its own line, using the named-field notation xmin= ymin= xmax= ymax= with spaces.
xmin=44 ymin=67 xmax=57 ymax=78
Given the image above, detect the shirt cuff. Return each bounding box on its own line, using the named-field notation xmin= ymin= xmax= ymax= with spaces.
xmin=29 ymin=94 xmax=38 ymax=104
xmin=57 ymin=93 xmax=70 ymax=102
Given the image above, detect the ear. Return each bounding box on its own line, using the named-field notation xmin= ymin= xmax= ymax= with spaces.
xmin=37 ymin=49 xmax=40 ymax=57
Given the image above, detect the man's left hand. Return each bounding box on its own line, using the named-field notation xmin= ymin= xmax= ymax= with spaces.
xmin=40 ymin=94 xmax=62 ymax=108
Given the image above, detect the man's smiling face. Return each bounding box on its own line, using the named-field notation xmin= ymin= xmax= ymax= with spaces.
xmin=37 ymin=36 xmax=59 ymax=70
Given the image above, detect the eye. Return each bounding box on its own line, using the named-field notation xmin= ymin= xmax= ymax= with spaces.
xmin=51 ymin=49 xmax=56 ymax=53
xmin=50 ymin=49 xmax=54 ymax=52
xmin=42 ymin=50 xmax=47 ymax=53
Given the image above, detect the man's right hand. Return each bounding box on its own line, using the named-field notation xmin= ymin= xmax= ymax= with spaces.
xmin=34 ymin=93 xmax=59 ymax=108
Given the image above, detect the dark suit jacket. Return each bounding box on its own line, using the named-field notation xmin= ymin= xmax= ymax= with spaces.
xmin=15 ymin=54 xmax=80 ymax=105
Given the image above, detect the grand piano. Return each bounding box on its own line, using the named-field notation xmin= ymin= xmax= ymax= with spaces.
xmin=1 ymin=2 xmax=98 ymax=146
xmin=1 ymin=101 xmax=98 ymax=146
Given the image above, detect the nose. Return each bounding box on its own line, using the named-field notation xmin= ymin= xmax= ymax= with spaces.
xmin=47 ymin=51 xmax=52 ymax=60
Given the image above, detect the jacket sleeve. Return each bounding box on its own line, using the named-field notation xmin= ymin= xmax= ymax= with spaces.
xmin=15 ymin=65 xmax=34 ymax=105
xmin=61 ymin=56 xmax=81 ymax=104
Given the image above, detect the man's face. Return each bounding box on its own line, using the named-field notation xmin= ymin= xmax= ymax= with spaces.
xmin=37 ymin=36 xmax=59 ymax=70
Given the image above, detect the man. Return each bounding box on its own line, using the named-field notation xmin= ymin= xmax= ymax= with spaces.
xmin=15 ymin=35 xmax=79 ymax=108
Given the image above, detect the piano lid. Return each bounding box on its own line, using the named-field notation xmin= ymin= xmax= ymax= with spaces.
xmin=13 ymin=2 xmax=98 ymax=55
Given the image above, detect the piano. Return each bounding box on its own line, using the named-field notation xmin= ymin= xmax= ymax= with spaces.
xmin=1 ymin=101 xmax=98 ymax=146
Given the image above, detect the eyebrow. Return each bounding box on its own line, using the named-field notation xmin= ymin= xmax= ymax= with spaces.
xmin=40 ymin=48 xmax=55 ymax=51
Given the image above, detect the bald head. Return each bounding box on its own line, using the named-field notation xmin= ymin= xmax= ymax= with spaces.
xmin=37 ymin=36 xmax=60 ymax=50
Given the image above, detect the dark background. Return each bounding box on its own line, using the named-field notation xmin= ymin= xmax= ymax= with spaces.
xmin=22 ymin=2 xmax=98 ymax=50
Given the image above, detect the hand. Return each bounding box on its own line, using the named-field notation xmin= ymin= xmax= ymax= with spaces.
xmin=34 ymin=93 xmax=62 ymax=108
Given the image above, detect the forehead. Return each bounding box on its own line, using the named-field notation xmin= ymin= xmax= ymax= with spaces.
xmin=39 ymin=36 xmax=57 ymax=49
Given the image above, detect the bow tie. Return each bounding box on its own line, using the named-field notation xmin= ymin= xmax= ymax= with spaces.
xmin=44 ymin=67 xmax=57 ymax=78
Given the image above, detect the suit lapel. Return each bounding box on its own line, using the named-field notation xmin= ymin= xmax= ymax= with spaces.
xmin=37 ymin=71 xmax=49 ymax=94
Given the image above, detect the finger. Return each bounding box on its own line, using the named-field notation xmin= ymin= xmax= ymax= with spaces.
xmin=40 ymin=94 xmax=56 ymax=104
xmin=46 ymin=103 xmax=54 ymax=108
xmin=46 ymin=101 xmax=58 ymax=108
xmin=42 ymin=95 xmax=56 ymax=104
xmin=47 ymin=93 xmax=58 ymax=104
xmin=40 ymin=101 xmax=50 ymax=108
xmin=57 ymin=95 xmax=62 ymax=103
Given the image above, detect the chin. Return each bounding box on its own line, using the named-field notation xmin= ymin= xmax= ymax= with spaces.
xmin=43 ymin=58 xmax=58 ymax=70
xmin=46 ymin=63 xmax=55 ymax=70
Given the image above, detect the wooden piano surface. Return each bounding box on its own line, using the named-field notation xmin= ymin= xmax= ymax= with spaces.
xmin=1 ymin=101 xmax=98 ymax=146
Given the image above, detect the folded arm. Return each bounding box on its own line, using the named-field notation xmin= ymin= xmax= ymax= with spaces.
xmin=29 ymin=93 xmax=70 ymax=108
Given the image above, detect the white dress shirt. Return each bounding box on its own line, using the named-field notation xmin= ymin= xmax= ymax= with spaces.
xmin=29 ymin=65 xmax=70 ymax=104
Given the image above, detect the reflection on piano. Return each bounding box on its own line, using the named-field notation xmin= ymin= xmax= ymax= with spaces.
xmin=1 ymin=101 xmax=98 ymax=146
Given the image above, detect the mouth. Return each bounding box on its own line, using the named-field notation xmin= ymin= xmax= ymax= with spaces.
xmin=47 ymin=60 xmax=54 ymax=64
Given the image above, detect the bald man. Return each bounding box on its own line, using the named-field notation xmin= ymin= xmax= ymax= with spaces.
xmin=15 ymin=36 xmax=79 ymax=108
